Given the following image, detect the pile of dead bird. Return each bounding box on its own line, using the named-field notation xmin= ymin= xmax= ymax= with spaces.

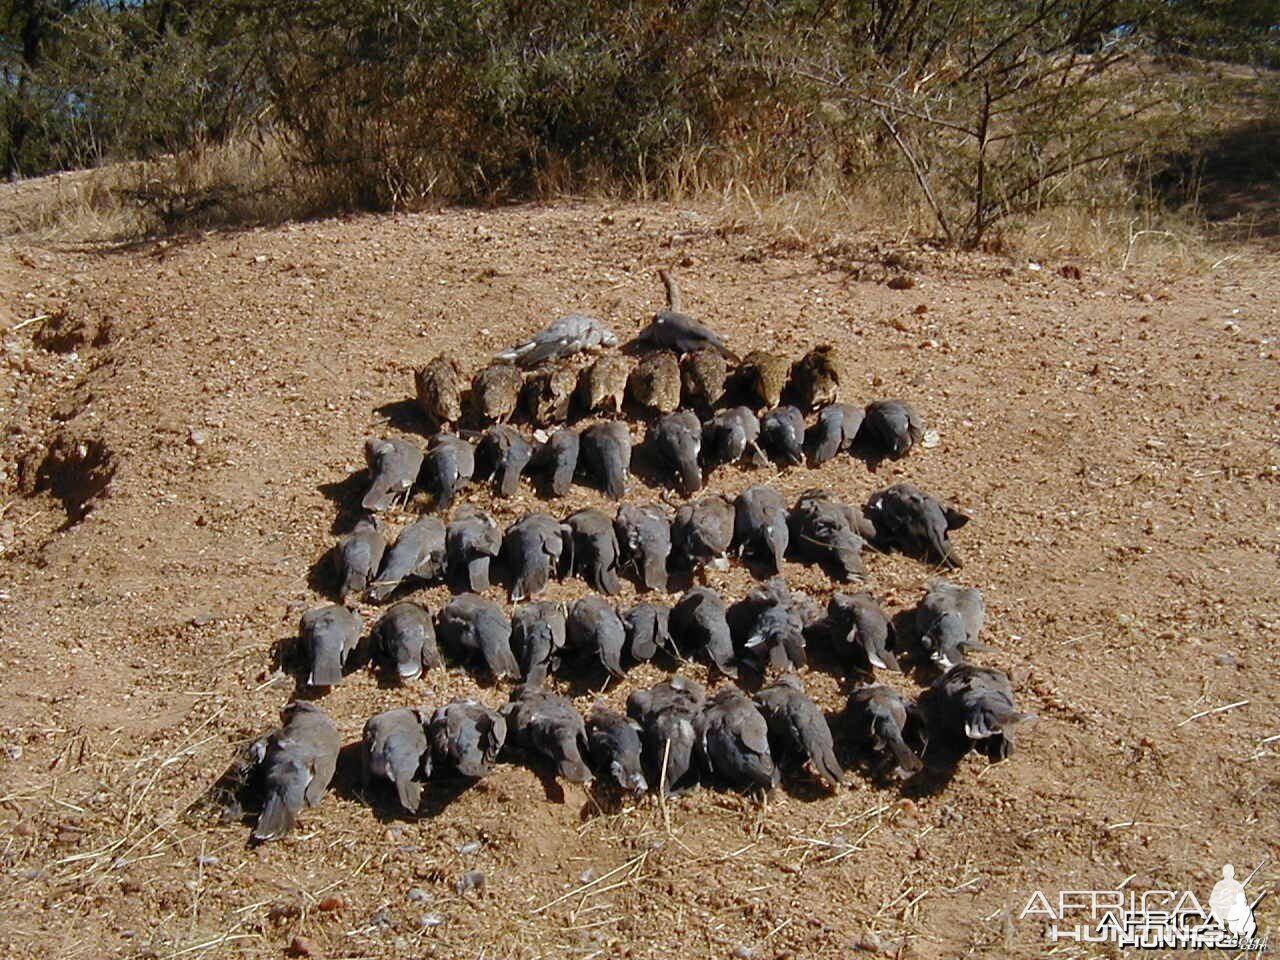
xmin=243 ymin=272 xmax=1034 ymax=843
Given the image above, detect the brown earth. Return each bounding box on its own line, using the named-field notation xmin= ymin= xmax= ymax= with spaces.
xmin=0 ymin=200 xmax=1276 ymax=960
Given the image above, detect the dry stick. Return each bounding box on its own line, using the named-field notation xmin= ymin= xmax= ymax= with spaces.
xmin=531 ymin=852 xmax=647 ymax=915
xmin=11 ymin=314 xmax=50 ymax=331
xmin=658 ymin=269 xmax=682 ymax=313
xmin=658 ymin=738 xmax=672 ymax=836
xmin=1177 ymin=699 xmax=1249 ymax=728
xmin=875 ymin=108 xmax=954 ymax=246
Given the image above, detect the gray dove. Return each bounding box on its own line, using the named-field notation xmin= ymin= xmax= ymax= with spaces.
xmin=652 ymin=410 xmax=703 ymax=494
xmin=299 ymin=604 xmax=362 ymax=687
xmin=445 ymin=506 xmax=502 ymax=592
xmin=565 ymin=508 xmax=622 ymax=595
xmin=739 ymin=577 xmax=814 ymax=673
xmin=476 ymin=424 xmax=533 ymax=497
xmin=788 ymin=489 xmax=871 ymax=581
xmin=502 ymin=684 xmax=593 ymax=783
xmin=428 ymin=699 xmax=507 ymax=778
xmin=635 ymin=271 xmax=735 ymax=358
xmin=252 ymin=701 xmax=341 ymax=842
xmin=586 ymin=705 xmax=648 ymax=795
xmin=826 ymin=591 xmax=899 ymax=672
xmin=704 ymin=406 xmax=765 ymax=468
xmin=914 ymin=580 xmax=989 ymax=669
xmin=671 ymin=494 xmax=735 ymax=571
xmin=531 ymin=427 xmax=579 ymax=498
xmin=510 ymin=601 xmax=566 ymax=685
xmin=496 ymin=314 xmax=619 ymax=367
xmin=807 ymin=402 xmax=863 ymax=465
xmin=362 ymin=707 xmax=431 ymax=814
xmin=863 ymin=482 xmax=969 ymax=567
xmin=857 ymin=399 xmax=924 ymax=461
xmin=568 ymin=596 xmax=627 ymax=679
xmin=334 ymin=516 xmax=386 ymax=604
xmin=436 ymin=593 xmax=519 ymax=680
xmin=929 ymin=664 xmax=1034 ymax=760
xmin=362 ymin=437 xmax=423 ymax=512
xmin=754 ymin=674 xmax=842 ymax=788
xmin=421 ymin=433 xmax=476 ymax=511
xmin=671 ymin=587 xmax=738 ymax=677
xmin=502 ymin=512 xmax=571 ymax=601
xmin=760 ymin=405 xmax=806 ymax=465
xmin=623 ymin=601 xmax=673 ymax=661
xmin=580 ymin=421 xmax=631 ymax=501
xmin=614 ymin=503 xmax=672 ymax=592
xmin=847 ymin=685 xmax=924 ymax=777
xmin=701 ymin=686 xmax=777 ymax=791
xmin=371 ymin=601 xmax=441 ymax=681
xmin=626 ymin=676 xmax=706 ymax=795
xmin=733 ymin=485 xmax=789 ymax=573
xmin=368 ymin=515 xmax=446 ymax=602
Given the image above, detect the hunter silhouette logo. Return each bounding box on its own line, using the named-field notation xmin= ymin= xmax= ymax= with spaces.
xmin=1020 ymin=862 xmax=1270 ymax=951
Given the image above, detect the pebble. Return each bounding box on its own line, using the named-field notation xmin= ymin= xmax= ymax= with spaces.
xmin=456 ymin=840 xmax=482 ymax=856
xmin=456 ymin=870 xmax=484 ymax=894
xmin=286 ymin=936 xmax=317 ymax=957
xmin=407 ymin=887 xmax=430 ymax=903
xmin=419 ymin=913 xmax=444 ymax=928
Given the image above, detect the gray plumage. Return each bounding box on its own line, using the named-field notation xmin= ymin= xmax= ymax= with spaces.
xmin=623 ymin=601 xmax=673 ymax=661
xmin=362 ymin=707 xmax=430 ymax=814
xmin=252 ymin=701 xmax=340 ymax=842
xmin=368 ymin=515 xmax=446 ymax=602
xmin=858 ymin=399 xmax=924 ymax=461
xmin=671 ymin=494 xmax=735 ymax=570
xmin=636 ymin=309 xmax=735 ymax=357
xmin=299 ymin=604 xmax=362 ymax=687
xmin=733 ymin=485 xmax=789 ymax=573
xmin=580 ymin=422 xmax=631 ymax=501
xmin=740 ymin=577 xmax=813 ymax=673
xmin=863 ymin=482 xmax=969 ymax=567
xmin=446 ymin=506 xmax=502 ymax=592
xmin=567 ymin=596 xmax=627 ymax=679
xmin=760 ymin=405 xmax=806 ymax=466
xmin=532 ymin=427 xmax=579 ymax=498
xmin=362 ymin=437 xmax=423 ymax=512
xmin=421 ymin=434 xmax=476 ymax=511
xmin=502 ymin=512 xmax=571 ymax=601
xmin=510 ymin=601 xmax=566 ymax=685
xmin=704 ymin=406 xmax=765 ymax=467
xmin=428 ymin=699 xmax=507 ymax=779
xmin=502 ymin=684 xmax=593 ymax=783
xmin=671 ymin=587 xmax=738 ymax=678
xmin=626 ymin=676 xmax=706 ymax=794
xmin=476 ymin=424 xmax=533 ymax=497
xmin=848 ymin=685 xmax=923 ymax=777
xmin=930 ymin=664 xmax=1034 ymax=759
xmin=807 ymin=402 xmax=864 ymax=465
xmin=826 ymin=591 xmax=899 ymax=672
xmin=788 ymin=489 xmax=871 ymax=581
xmin=614 ymin=503 xmax=672 ymax=592
xmin=701 ymin=686 xmax=777 ymax=791
xmin=652 ymin=410 xmax=703 ymax=494
xmin=586 ymin=705 xmax=648 ymax=795
xmin=371 ymin=601 xmax=441 ymax=681
xmin=914 ymin=580 xmax=989 ymax=669
xmin=496 ymin=314 xmax=619 ymax=367
xmin=754 ymin=674 xmax=842 ymax=787
xmin=334 ymin=516 xmax=386 ymax=604
xmin=565 ymin=508 xmax=622 ymax=595
xmin=437 ymin=593 xmax=519 ymax=680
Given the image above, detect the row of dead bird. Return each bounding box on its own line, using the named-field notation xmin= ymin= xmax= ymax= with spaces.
xmin=298 ymin=574 xmax=991 ymax=691
xmin=361 ymin=394 xmax=922 ymax=516
xmin=331 ymin=483 xmax=969 ymax=615
xmin=251 ymin=660 xmax=1034 ymax=841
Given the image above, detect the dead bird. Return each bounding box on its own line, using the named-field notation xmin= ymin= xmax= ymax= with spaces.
xmin=502 ymin=512 xmax=571 ymax=601
xmin=475 ymin=424 xmax=533 ymax=498
xmin=738 ymin=577 xmax=815 ymax=674
xmin=927 ymin=664 xmax=1034 ymax=760
xmin=578 ymin=353 xmax=632 ymax=416
xmin=760 ymin=404 xmax=806 ymax=465
xmin=863 ymin=482 xmax=969 ymax=567
xmin=857 ymin=399 xmax=924 ymax=461
xmin=299 ymin=604 xmax=362 ymax=687
xmin=912 ymin=580 xmax=989 ymax=669
xmin=580 ymin=422 xmax=631 ymax=501
xmin=627 ymin=350 xmax=682 ymax=416
xmin=362 ymin=436 xmax=424 ymax=512
xmin=634 ymin=270 xmax=736 ymax=359
xmin=362 ymin=707 xmax=431 ymax=814
xmin=671 ymin=586 xmax=738 ymax=678
xmin=370 ymin=601 xmax=441 ymax=681
xmin=586 ymin=705 xmax=648 ymax=796
xmin=671 ymin=493 xmax=735 ymax=572
xmin=470 ymin=361 xmax=524 ymax=423
xmin=252 ymin=701 xmax=341 ymax=842
xmin=614 ymin=502 xmax=672 ymax=592
xmin=445 ymin=506 xmax=502 ymax=592
xmin=807 ymin=402 xmax=863 ymax=465
xmin=740 ymin=350 xmax=791 ymax=410
xmin=334 ymin=516 xmax=386 ymax=604
xmin=436 ymin=593 xmax=519 ymax=680
xmin=510 ymin=601 xmax=567 ymax=686
xmin=623 ymin=601 xmax=674 ymax=662
xmin=754 ymin=674 xmax=842 ymax=788
xmin=626 ymin=676 xmax=706 ymax=794
xmin=496 ymin=315 xmax=619 ymax=367
xmin=788 ymin=489 xmax=871 ymax=582
xmin=704 ymin=406 xmax=766 ymax=468
xmin=421 ymin=433 xmax=476 ymax=511
xmin=414 ymin=354 xmax=465 ymax=430
xmin=428 ymin=699 xmax=507 ymax=779
xmin=733 ymin=485 xmax=789 ymax=574
xmin=567 ymin=596 xmax=627 ymax=679
xmin=565 ymin=508 xmax=622 ymax=595
xmin=701 ymin=686 xmax=777 ymax=791
xmin=530 ymin=426 xmax=579 ymax=498
xmin=847 ymin=685 xmax=924 ymax=777
xmin=652 ymin=410 xmax=704 ymax=494
xmin=368 ymin=515 xmax=446 ymax=602
xmin=826 ymin=591 xmax=898 ymax=673
xmin=787 ymin=344 xmax=840 ymax=410
xmin=681 ymin=347 xmax=729 ymax=412
xmin=502 ymin=684 xmax=593 ymax=783
xmin=521 ymin=361 xmax=578 ymax=426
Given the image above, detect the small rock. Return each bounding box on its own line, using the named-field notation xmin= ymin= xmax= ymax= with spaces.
xmin=195 ymin=854 xmax=219 ymax=866
xmin=887 ymin=275 xmax=916 ymax=290
xmin=456 ymin=870 xmax=484 ymax=895
xmin=13 ymin=821 xmax=33 ymax=837
xmin=187 ymin=428 xmax=207 ymax=447
xmin=317 ymin=896 xmax=344 ymax=912
xmin=856 ymin=932 xmax=883 ymax=952
xmin=407 ymin=887 xmax=430 ymax=903
xmin=5 ymin=745 xmax=22 ymax=761
xmin=1214 ymin=652 xmax=1237 ymax=668
xmin=921 ymin=429 xmax=940 ymax=448
xmin=733 ymin=946 xmax=755 ymax=959
xmin=578 ymin=868 xmax=596 ymax=884
xmin=191 ymin=613 xmax=214 ymax=627
xmin=285 ymin=936 xmax=317 ymax=957
xmin=456 ymin=840 xmax=482 ymax=856
xmin=419 ymin=913 xmax=444 ymax=928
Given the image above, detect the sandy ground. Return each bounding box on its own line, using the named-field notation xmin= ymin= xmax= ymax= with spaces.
xmin=0 ymin=199 xmax=1276 ymax=959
